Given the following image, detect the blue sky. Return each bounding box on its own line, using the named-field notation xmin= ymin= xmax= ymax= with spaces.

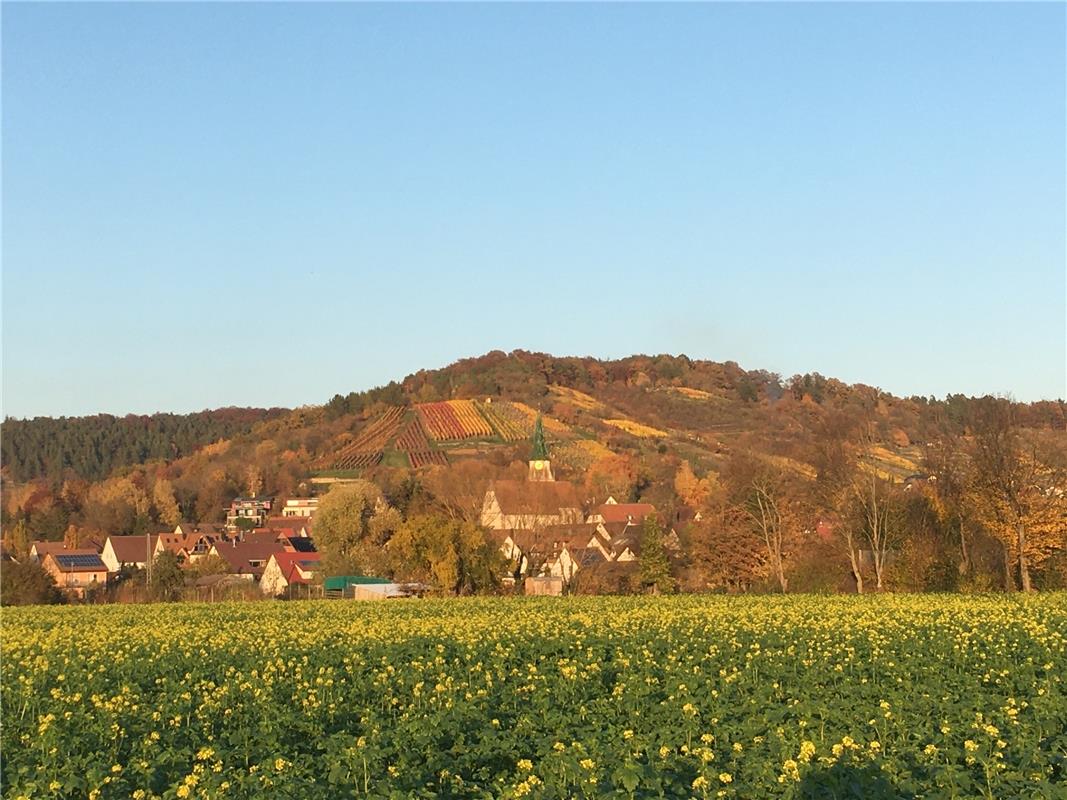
xmin=3 ymin=2 xmax=1064 ymax=417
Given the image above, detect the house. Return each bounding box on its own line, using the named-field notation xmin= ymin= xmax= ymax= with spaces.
xmin=30 ymin=542 xmax=99 ymax=562
xmin=41 ymin=552 xmax=108 ymax=596
xmin=171 ymin=523 xmax=226 ymax=562
xmin=586 ymin=498 xmax=656 ymax=526
xmin=101 ymin=535 xmax=159 ymax=572
xmin=281 ymin=498 xmax=318 ymax=518
xmin=29 ymin=541 xmax=100 ymax=562
xmin=260 ymin=551 xmax=322 ymax=596
xmin=153 ymin=531 xmax=189 ymax=561
xmin=225 ymin=496 xmax=274 ymax=530
xmin=493 ymin=523 xmax=606 ymax=585
xmin=261 ymin=518 xmax=313 ymax=539
xmin=208 ymin=539 xmax=286 ymax=580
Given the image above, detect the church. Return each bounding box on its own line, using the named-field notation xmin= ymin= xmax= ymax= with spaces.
xmin=480 ymin=416 xmax=584 ymax=531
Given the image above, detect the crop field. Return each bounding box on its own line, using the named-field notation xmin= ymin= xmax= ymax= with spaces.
xmin=2 ymin=595 xmax=1065 ymax=800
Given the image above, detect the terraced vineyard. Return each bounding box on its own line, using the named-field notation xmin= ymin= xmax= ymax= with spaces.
xmin=476 ymin=400 xmax=527 ymax=441
xmin=394 ymin=416 xmax=448 ymax=468
xmin=3 ymin=595 xmax=1065 ymax=799
xmin=317 ymin=406 xmax=405 ymax=470
xmin=417 ymin=401 xmax=493 ymax=440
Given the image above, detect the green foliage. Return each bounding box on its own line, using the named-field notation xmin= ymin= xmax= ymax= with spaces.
xmin=0 ymin=560 xmax=64 ymax=606
xmin=148 ymin=551 xmax=186 ymax=602
xmin=638 ymin=514 xmax=676 ymax=594
xmin=0 ymin=408 xmax=288 ymax=482
xmin=313 ymin=481 xmax=400 ymax=577
xmin=389 ymin=514 xmax=501 ymax=594
xmin=2 ymin=595 xmax=1065 ymax=798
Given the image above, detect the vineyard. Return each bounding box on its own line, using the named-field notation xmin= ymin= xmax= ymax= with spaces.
xmin=603 ymin=418 xmax=668 ymax=438
xmin=416 ymin=401 xmax=494 ymax=441
xmin=316 ymin=406 xmax=406 ymax=470
xmin=394 ymin=416 xmax=448 ymax=468
xmin=509 ymin=402 xmax=572 ymax=436
xmin=476 ymin=400 xmax=527 ymax=442
xmin=3 ymin=595 xmax=1065 ymax=799
xmin=314 ymin=398 xmax=579 ymax=471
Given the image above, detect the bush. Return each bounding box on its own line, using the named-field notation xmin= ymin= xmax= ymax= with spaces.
xmin=0 ymin=561 xmax=65 ymax=606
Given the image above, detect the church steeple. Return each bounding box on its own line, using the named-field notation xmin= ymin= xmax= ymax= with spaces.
xmin=528 ymin=413 xmax=554 ymax=482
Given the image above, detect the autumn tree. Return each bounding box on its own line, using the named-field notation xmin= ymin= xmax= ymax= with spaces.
xmin=584 ymin=454 xmax=637 ymax=504
xmin=423 ymin=461 xmax=500 ymax=523
xmin=674 ymin=460 xmax=712 ymax=510
xmin=152 ymin=479 xmax=182 ymax=527
xmin=313 ymin=480 xmax=401 ymax=577
xmin=968 ymin=398 xmax=1066 ymax=592
xmin=744 ymin=472 xmax=790 ymax=593
xmin=389 ymin=514 xmax=500 ymax=594
xmin=847 ymin=473 xmax=903 ymax=592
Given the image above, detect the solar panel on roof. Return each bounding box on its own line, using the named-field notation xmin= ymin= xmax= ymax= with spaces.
xmin=55 ymin=554 xmax=104 ymax=568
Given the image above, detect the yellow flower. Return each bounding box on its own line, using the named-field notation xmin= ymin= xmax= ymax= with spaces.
xmin=517 ymin=759 xmax=533 ymax=772
xmin=580 ymin=758 xmax=595 ymax=770
xmin=176 ymin=787 xmax=190 ymax=799
xmin=924 ymin=744 xmax=938 ymax=756
xmin=693 ymin=775 xmax=709 ymax=789
xmin=718 ymin=772 xmax=733 ymax=784
xmin=965 ymin=740 xmax=979 ymax=752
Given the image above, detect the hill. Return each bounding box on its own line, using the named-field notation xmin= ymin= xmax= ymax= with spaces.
xmin=2 ymin=351 xmax=1064 ymax=592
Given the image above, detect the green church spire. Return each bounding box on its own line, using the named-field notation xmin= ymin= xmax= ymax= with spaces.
xmin=530 ymin=414 xmax=550 ymax=461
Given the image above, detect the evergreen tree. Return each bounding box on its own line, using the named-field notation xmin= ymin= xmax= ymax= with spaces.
xmin=638 ymin=514 xmax=675 ymax=594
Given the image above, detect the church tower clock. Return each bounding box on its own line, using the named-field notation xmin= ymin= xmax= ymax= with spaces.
xmin=527 ymin=414 xmax=555 ymax=482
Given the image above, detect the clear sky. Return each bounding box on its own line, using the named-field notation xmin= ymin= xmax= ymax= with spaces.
xmin=2 ymin=2 xmax=1064 ymax=418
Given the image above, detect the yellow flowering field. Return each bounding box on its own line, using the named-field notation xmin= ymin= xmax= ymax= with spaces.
xmin=2 ymin=595 xmax=1065 ymax=799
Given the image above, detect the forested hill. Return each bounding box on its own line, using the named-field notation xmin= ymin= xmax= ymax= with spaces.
xmin=3 ymin=351 xmax=1064 ymax=487
xmin=1 ymin=408 xmax=289 ymax=482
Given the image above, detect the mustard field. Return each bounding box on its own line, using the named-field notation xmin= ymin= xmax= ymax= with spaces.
xmin=2 ymin=595 xmax=1065 ymax=799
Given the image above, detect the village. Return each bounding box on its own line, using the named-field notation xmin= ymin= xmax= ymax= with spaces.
xmin=21 ymin=420 xmax=682 ymax=601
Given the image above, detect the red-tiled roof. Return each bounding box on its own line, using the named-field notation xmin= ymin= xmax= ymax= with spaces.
xmin=211 ymin=540 xmax=286 ymax=577
xmin=271 ymin=551 xmax=322 ymax=585
xmin=490 ymin=480 xmax=581 ymax=516
xmin=596 ymin=503 xmax=655 ymax=524
xmin=33 ymin=542 xmax=99 ymax=557
xmin=106 ymin=535 xmax=160 ymax=564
